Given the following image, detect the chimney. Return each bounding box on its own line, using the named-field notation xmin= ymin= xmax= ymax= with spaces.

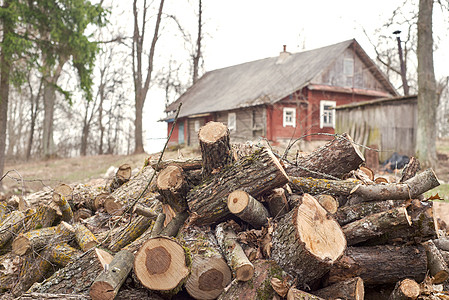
xmin=276 ymin=45 xmax=291 ymax=64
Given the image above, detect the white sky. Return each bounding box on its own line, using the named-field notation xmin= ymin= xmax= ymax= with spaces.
xmin=140 ymin=0 xmax=449 ymax=153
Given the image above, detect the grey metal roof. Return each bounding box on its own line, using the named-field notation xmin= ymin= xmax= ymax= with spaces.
xmin=165 ymin=39 xmax=396 ymax=119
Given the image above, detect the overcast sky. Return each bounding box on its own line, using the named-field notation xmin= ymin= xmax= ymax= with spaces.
xmin=136 ymin=0 xmax=449 ymax=153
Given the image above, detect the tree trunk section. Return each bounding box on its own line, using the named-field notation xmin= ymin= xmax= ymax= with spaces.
xmin=265 ymin=188 xmax=289 ymax=220
xmin=327 ymin=245 xmax=427 ymax=285
xmin=315 ymin=194 xmax=338 ymax=214
xmin=47 ymin=243 xmax=82 ymax=267
xmin=287 ymin=287 xmax=325 ymax=300
xmin=289 ymin=176 xmax=358 ymax=197
xmin=335 ymin=200 xmax=405 ymax=226
xmin=180 ymin=226 xmax=232 ymax=299
xmin=388 ymin=278 xmax=420 ymax=300
xmin=215 ymin=223 xmax=254 ymax=281
xmin=227 ymin=190 xmax=270 ymax=228
xmin=198 ymin=121 xmax=234 ymax=179
xmin=156 ymin=165 xmax=189 ymax=213
xmin=286 ymin=133 xmax=364 ymax=179
xmin=74 ymin=224 xmax=98 ymax=251
xmin=20 ymin=205 xmax=57 ymax=234
xmin=188 ymin=147 xmax=288 ymax=225
xmin=0 ymin=210 xmax=25 ymax=248
xmin=313 ymin=277 xmax=364 ymax=300
xmin=422 ymin=239 xmax=449 ymax=284
xmin=133 ymin=236 xmax=190 ymax=293
xmin=90 ymin=250 xmax=134 ymax=300
xmin=108 ymin=164 xmax=132 ymax=193
xmin=271 ymin=194 xmax=346 ymax=287
xmin=108 ymin=215 xmax=153 ymax=252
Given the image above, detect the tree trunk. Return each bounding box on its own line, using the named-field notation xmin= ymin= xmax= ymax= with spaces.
xmin=313 ymin=277 xmax=364 ymax=300
xmin=187 ymin=147 xmax=288 ymax=225
xmin=133 ymin=236 xmax=190 ymax=293
xmin=227 ymin=190 xmax=270 ymax=228
xmin=285 ymin=133 xmax=364 ymax=179
xmin=327 ymin=245 xmax=427 ymax=285
xmin=180 ymin=226 xmax=232 ymax=299
xmin=416 ymin=0 xmax=437 ymax=168
xmin=74 ymin=224 xmax=98 ymax=251
xmin=388 ymin=278 xmax=420 ymax=300
xmin=271 ymin=194 xmax=346 ymax=287
xmin=20 ymin=205 xmax=57 ymax=234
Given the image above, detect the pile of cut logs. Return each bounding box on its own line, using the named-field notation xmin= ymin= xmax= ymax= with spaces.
xmin=0 ymin=121 xmax=447 ymax=300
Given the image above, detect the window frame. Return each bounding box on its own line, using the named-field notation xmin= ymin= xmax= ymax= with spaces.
xmin=320 ymin=100 xmax=336 ymax=129
xmin=228 ymin=112 xmax=236 ymax=131
xmin=283 ymin=107 xmax=296 ymax=128
xmin=194 ymin=120 xmax=200 ymax=132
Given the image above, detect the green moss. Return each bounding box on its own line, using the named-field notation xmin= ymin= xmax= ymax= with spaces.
xmin=256 ymin=277 xmax=275 ymax=300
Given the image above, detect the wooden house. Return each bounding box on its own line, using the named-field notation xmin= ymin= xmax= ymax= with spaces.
xmin=163 ymin=39 xmax=398 ymax=147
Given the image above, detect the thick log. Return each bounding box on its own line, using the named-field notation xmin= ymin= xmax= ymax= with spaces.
xmin=108 ymin=164 xmax=132 ymax=193
xmin=108 ymin=215 xmax=153 ymax=252
xmin=342 ymin=206 xmax=412 ymax=246
xmin=335 ymin=200 xmax=405 ymax=226
xmin=315 ymin=194 xmax=338 ymax=214
xmin=70 ymin=185 xmax=107 ymax=212
xmin=327 ymin=245 xmax=427 ymax=285
xmin=156 ymin=165 xmax=189 ymax=213
xmin=218 ymin=259 xmax=291 ymax=300
xmin=422 ymin=240 xmax=449 ymax=284
xmin=349 ymin=168 xmax=440 ymax=203
xmin=271 ymin=194 xmax=346 ymax=287
xmin=287 ymin=287 xmax=325 ymax=300
xmin=285 ymin=133 xmax=364 ymax=179
xmin=17 ymin=293 xmax=89 ymax=299
xmin=47 ymin=243 xmax=82 ymax=267
xmin=216 ymin=223 xmax=254 ymax=281
xmin=52 ymin=192 xmax=73 ymax=223
xmin=74 ymin=223 xmax=98 ymax=251
xmin=20 ymin=205 xmax=57 ymax=233
xmin=227 ymin=190 xmax=270 ymax=228
xmin=313 ymin=277 xmax=364 ymax=300
xmin=265 ymin=188 xmax=289 ymax=219
xmin=149 ymin=156 xmax=202 ymax=172
xmin=188 ymin=147 xmax=289 ymax=225
xmin=289 ymin=176 xmax=359 ymax=196
xmin=388 ymin=278 xmax=420 ymax=300
xmin=0 ymin=210 xmax=25 ymax=248
xmin=400 ymin=157 xmax=421 ymax=183
xmin=198 ymin=121 xmax=234 ymax=178
xmin=180 ymin=226 xmax=232 ymax=299
xmin=133 ymin=236 xmax=190 ymax=293
xmin=90 ymin=250 xmax=134 ymax=300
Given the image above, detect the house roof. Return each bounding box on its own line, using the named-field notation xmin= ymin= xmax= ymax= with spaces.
xmin=165 ymin=39 xmax=397 ymax=120
xmin=336 ymin=94 xmax=417 ymax=110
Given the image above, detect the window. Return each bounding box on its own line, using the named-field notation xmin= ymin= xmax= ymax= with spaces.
xmin=320 ymin=100 xmax=336 ymax=128
xmin=194 ymin=120 xmax=200 ymax=132
xmin=283 ymin=107 xmax=296 ymax=127
xmin=228 ymin=112 xmax=236 ymax=131
xmin=344 ymin=58 xmax=354 ymax=87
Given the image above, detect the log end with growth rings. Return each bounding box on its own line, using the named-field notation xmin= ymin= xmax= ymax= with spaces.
xmin=198 ymin=121 xmax=228 ymax=144
xmin=157 ymin=165 xmax=184 ymax=190
xmin=227 ymin=190 xmax=250 ymax=215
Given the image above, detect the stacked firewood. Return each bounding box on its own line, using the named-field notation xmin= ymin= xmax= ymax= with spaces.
xmin=0 ymin=121 xmax=446 ymax=300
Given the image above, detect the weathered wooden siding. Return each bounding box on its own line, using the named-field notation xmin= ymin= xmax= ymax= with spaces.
xmin=186 ymin=117 xmax=207 ymax=146
xmin=335 ymin=97 xmax=417 ymax=161
xmin=215 ymin=107 xmax=266 ymax=143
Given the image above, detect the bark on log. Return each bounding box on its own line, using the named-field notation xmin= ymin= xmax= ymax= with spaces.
xmin=0 ymin=210 xmax=25 ymax=248
xmin=150 ymin=213 xmax=166 ymax=238
xmin=400 ymin=157 xmax=421 ymax=183
xmin=133 ymin=203 xmax=158 ymax=219
xmin=133 ymin=236 xmax=191 ymax=293
xmin=287 ymin=287 xmax=325 ymax=300
xmin=198 ymin=121 xmax=234 ymax=179
xmin=17 ymin=293 xmax=90 ymax=299
xmin=315 ymin=194 xmax=338 ymax=214
xmin=434 ymin=238 xmax=449 ymax=252
xmin=0 ymin=201 xmax=7 ymax=221
xmin=271 ymin=194 xmax=346 ymax=287
xmin=422 ymin=240 xmax=449 ymax=284
xmin=52 ymin=192 xmax=73 ymax=223
xmin=349 ymin=168 xmax=439 ymax=203
xmin=388 ymin=278 xmax=420 ymax=300
xmin=159 ymin=211 xmax=188 ymax=237
xmin=149 ymin=157 xmax=202 ymax=172
xmin=289 ymin=176 xmax=359 ymax=197
xmin=285 ymin=133 xmax=364 ymax=179
xmin=232 ymin=142 xmax=258 ymax=160
xmin=335 ymin=200 xmax=405 ymax=226
xmin=188 ymin=147 xmax=289 ymax=225
xmin=227 ymin=190 xmax=270 ymax=228
xmin=0 ymin=252 xmax=20 ymax=292
xmin=90 ymin=250 xmax=134 ymax=300
xmin=108 ymin=215 xmax=153 ymax=252
xmin=180 ymin=226 xmax=232 ymax=299
xmin=47 ymin=243 xmax=82 ymax=267
xmin=342 ymin=206 xmax=412 ymax=246
xmin=313 ymin=277 xmax=364 ymax=300
xmin=327 ymin=245 xmax=427 ymax=285
xmin=108 ymin=164 xmax=132 ymax=193
xmin=265 ymin=188 xmax=289 ymax=219
xmin=218 ymin=259 xmax=291 ymax=300
xmin=156 ymin=165 xmax=189 ymax=213
xmin=74 ymin=223 xmax=98 ymax=251
xmin=216 ymin=223 xmax=254 ymax=281
xmin=20 ymin=205 xmax=57 ymax=234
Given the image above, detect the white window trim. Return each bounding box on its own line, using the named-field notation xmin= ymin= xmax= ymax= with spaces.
xmin=228 ymin=112 xmax=236 ymax=131
xmin=283 ymin=107 xmax=296 ymax=127
xmin=320 ymin=100 xmax=336 ymax=129
xmin=344 ymin=58 xmax=354 ymax=76
xmin=194 ymin=120 xmax=200 ymax=132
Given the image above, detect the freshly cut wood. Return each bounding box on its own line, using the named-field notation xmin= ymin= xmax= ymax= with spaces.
xmin=108 ymin=215 xmax=153 ymax=252
xmin=108 ymin=164 xmax=132 ymax=193
xmin=74 ymin=223 xmax=98 ymax=251
xmin=327 ymin=245 xmax=427 ymax=285
xmin=181 ymin=226 xmax=232 ymax=300
xmin=198 ymin=121 xmax=234 ymax=178
xmin=422 ymin=240 xmax=449 ymax=284
xmin=52 ymin=192 xmax=73 ymax=222
xmin=335 ymin=199 xmax=404 ymax=226
xmin=159 ymin=211 xmax=189 ymax=237
xmin=90 ymin=192 xmax=112 ymax=211
xmin=90 ymin=250 xmax=134 ymax=300
xmin=287 ymin=287 xmax=324 ymax=300
xmin=285 ymin=133 xmax=364 ymax=179
xmin=54 ymin=183 xmax=73 ymax=198
xmin=265 ymin=188 xmax=289 ymax=219
xmin=388 ymin=278 xmax=420 ymax=300
xmin=314 ymin=194 xmax=338 ymax=214
xmin=313 ymin=277 xmax=364 ymax=300
xmin=156 ymin=165 xmax=189 ymax=213
xmin=216 ymin=223 xmax=254 ymax=281
xmin=289 ymin=176 xmax=358 ymax=196
xmin=349 ymin=168 xmax=439 ymax=202
xmin=227 ymin=190 xmax=270 ymax=228
xmin=188 ymin=147 xmax=289 ymax=225
xmin=342 ymin=206 xmax=411 ymax=246
xmin=149 ymin=156 xmax=202 ymax=171
xmin=95 ymin=247 xmax=114 ymax=269
xmin=400 ymin=157 xmax=421 ymax=183
xmin=13 ymin=226 xmax=57 ymax=256
xmin=374 ymin=177 xmax=389 ymax=184
xmin=0 ymin=210 xmax=25 ymax=248
xmin=359 ymin=166 xmax=374 ymax=181
xmin=218 ymin=259 xmax=291 ymax=300
xmin=271 ymin=194 xmax=346 ymax=287
xmin=133 ymin=236 xmax=190 ymax=293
